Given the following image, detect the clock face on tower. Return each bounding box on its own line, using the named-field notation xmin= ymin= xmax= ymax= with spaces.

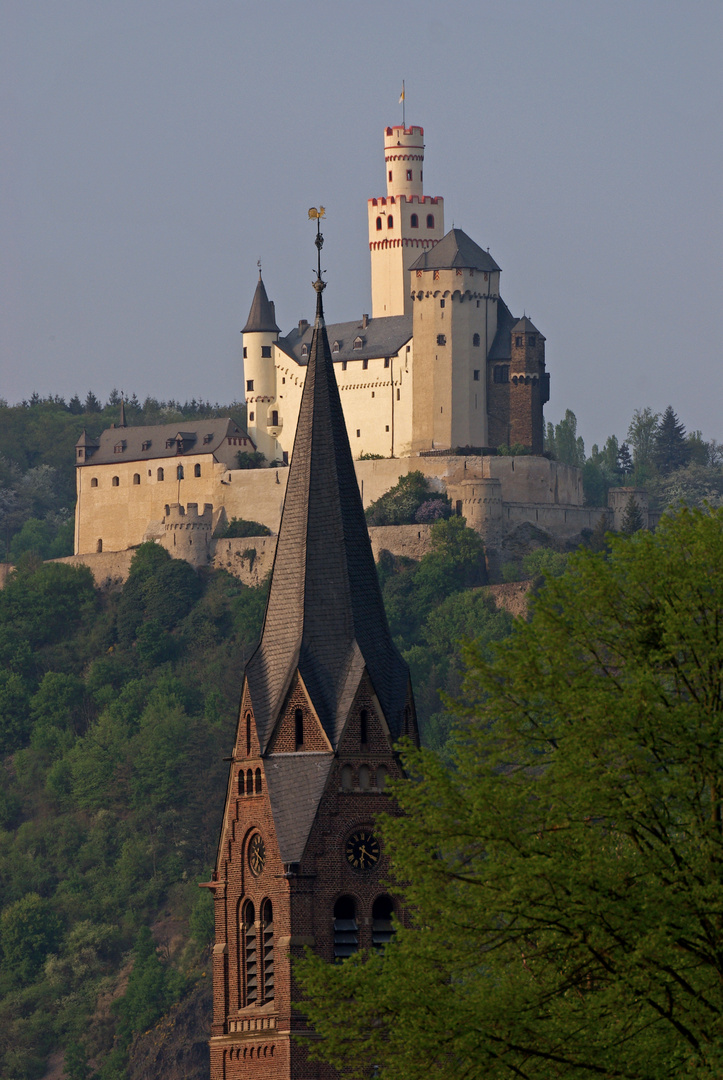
xmin=345 ymin=829 xmax=380 ymax=872
xmin=248 ymin=833 xmax=266 ymax=876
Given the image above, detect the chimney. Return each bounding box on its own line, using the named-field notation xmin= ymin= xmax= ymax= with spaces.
xmin=298 ymin=319 xmax=309 ymax=334
xmin=362 ymin=314 xmax=369 ymax=329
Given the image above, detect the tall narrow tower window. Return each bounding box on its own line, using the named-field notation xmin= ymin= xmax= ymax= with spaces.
xmin=246 ymin=379 xmax=254 ymax=391
xmin=387 ymin=215 xmax=394 ymax=228
xmin=426 ymin=214 xmax=435 ymax=228
xmin=333 ymin=897 xmax=359 ymax=960
xmin=372 ymin=895 xmax=396 ymax=949
xmin=360 ymin=709 xmax=368 ymax=746
xmin=194 ymin=463 xmax=201 ymax=477
xmin=261 ymin=900 xmax=274 ymax=1001
xmin=406 ymin=169 xmax=412 ymax=181
xmin=376 ymin=217 xmax=382 ymax=231
xmin=388 ymin=170 xmax=392 ymax=182
xmin=473 ymin=333 xmax=481 ymax=347
xmin=176 ymin=465 xmax=184 ymax=480
xmin=246 ymin=713 xmax=251 ymax=756
xmin=271 ymin=410 xmax=279 ymax=427
xmin=243 ymin=901 xmax=257 ymax=1004
xmin=410 ymin=213 xmax=418 ymax=228
xmin=295 ymin=708 xmax=304 ymax=749
xmin=157 ymin=468 xmax=164 ymax=481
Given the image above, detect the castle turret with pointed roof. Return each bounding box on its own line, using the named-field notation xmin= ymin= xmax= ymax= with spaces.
xmin=204 ymin=233 xmax=418 ymax=1079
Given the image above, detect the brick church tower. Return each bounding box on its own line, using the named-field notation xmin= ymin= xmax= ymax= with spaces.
xmin=202 ymin=227 xmax=418 ymax=1078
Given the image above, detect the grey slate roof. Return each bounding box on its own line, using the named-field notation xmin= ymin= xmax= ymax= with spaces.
xmin=511 ymin=315 xmax=545 ymax=339
xmin=245 ymin=285 xmax=411 ymax=759
xmin=76 ymin=417 xmax=249 ymax=466
xmin=410 ymin=227 xmax=501 ymax=273
xmin=264 ymin=754 xmax=335 ymax=864
xmin=242 ymin=274 xmax=280 ymax=334
xmin=280 ymin=314 xmax=412 ymax=366
xmin=487 ymin=298 xmax=516 ymax=362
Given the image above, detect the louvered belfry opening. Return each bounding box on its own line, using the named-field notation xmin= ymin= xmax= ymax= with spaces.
xmin=372 ymin=894 xmax=395 ymax=948
xmin=244 ymin=901 xmax=257 ymax=1004
xmin=333 ymin=896 xmax=359 ymax=960
xmin=261 ymin=900 xmax=274 ymax=1001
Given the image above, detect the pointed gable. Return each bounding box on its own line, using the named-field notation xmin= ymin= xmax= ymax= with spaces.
xmin=244 ymin=282 xmax=411 ymax=754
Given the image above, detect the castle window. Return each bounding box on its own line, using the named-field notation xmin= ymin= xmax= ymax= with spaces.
xmin=243 ymin=901 xmax=257 ymax=1004
xmin=388 ymin=170 xmax=392 ymax=182
xmin=426 ymin=214 xmax=435 ymax=228
xmin=420 ymin=170 xmax=423 ymax=181
xmin=396 ymin=388 xmax=400 ymax=400
xmin=473 ymin=370 xmax=480 ymax=381
xmin=333 ymin=897 xmax=359 ymax=960
xmin=384 ymin=357 xmax=390 ymax=368
xmin=112 ymin=476 xmax=119 ymax=487
xmin=353 ymin=337 xmax=363 ymax=350
xmin=376 ymin=216 xmax=382 ymax=231
xmin=332 ymin=341 xmax=340 ymax=353
xmin=261 ymin=346 xmax=272 ymax=358
xmin=385 ymin=425 xmax=389 ymax=431
xmin=340 ymin=765 xmax=353 ymax=791
xmin=301 ymin=344 xmax=308 ymax=357
xmin=437 ymin=334 xmax=446 ymax=346
xmin=249 ymin=412 xmax=254 ymax=421
xmin=243 ymin=347 xmax=247 ymax=359
xmin=372 ymin=895 xmax=395 ymax=949
xmin=157 ymin=468 xmax=164 ymax=481
xmin=440 ymin=299 xmax=445 ymax=309
xmin=255 ymin=768 xmax=262 ymax=794
xmin=246 ymin=713 xmax=252 ymax=756
xmin=203 ymin=434 xmax=212 ymax=443
xmin=473 ymin=333 xmax=480 ymax=347
xmin=194 ymin=463 xmax=201 ymax=477
xmin=362 ymin=358 xmax=368 ymax=370
xmin=177 ymin=465 xmax=184 ymax=480
xmin=246 ymin=379 xmax=254 ymax=391
xmin=341 ymin=362 xmax=347 ymax=372
xmin=96 ymin=539 xmax=102 ymax=552
xmin=261 ymin=900 xmax=274 ymax=1001
xmin=387 ymin=215 xmax=393 ymax=228
xmin=494 ymin=366 xmax=510 ymax=384
xmin=90 ymin=477 xmax=98 ymax=488
xmin=528 ymin=335 xmax=536 ymax=346
xmin=133 ymin=473 xmax=140 ymax=485
xmin=356 ymin=429 xmax=361 ymax=438
xmin=406 ymin=169 xmax=412 ymax=180
xmin=295 ymin=708 xmax=304 ymax=750
xmin=271 ymin=410 xmax=279 ymax=426
xmin=515 ymin=336 xmax=522 ymax=347
xmin=114 ymin=442 xmax=126 ymax=453
xmin=238 ymin=770 xmax=245 ymax=795
xmin=410 ymin=213 xmax=418 ymax=228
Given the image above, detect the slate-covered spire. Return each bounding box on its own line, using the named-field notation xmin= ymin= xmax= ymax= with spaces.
xmin=245 ymin=219 xmax=411 ymax=753
xmin=118 ymin=398 xmax=127 ymax=428
xmin=242 ymin=269 xmax=280 ymax=333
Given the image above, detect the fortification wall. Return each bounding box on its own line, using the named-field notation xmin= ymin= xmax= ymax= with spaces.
xmin=52 ymin=551 xmax=135 ymax=589
xmin=210 ymin=536 xmax=276 ymax=586
xmin=368 ymin=524 xmax=433 ymax=561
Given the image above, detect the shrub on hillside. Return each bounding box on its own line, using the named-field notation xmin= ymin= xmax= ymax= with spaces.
xmin=218 ymin=518 xmax=271 ymax=538
xmin=365 ymin=472 xmax=450 ymax=527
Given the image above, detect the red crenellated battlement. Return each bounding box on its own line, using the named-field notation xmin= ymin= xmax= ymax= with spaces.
xmin=385 ymin=125 xmax=424 ymax=137
xmin=369 ymin=195 xmax=442 ymax=207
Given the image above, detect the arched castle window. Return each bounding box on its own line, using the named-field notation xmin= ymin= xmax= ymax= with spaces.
xmin=333 ymin=897 xmax=358 ymax=960
xmin=90 ymin=477 xmax=98 ymax=488
xmin=194 ymin=464 xmax=201 ymax=477
xmin=376 ymin=216 xmax=382 ymax=231
xmin=157 ymin=468 xmax=164 ymax=481
xmin=426 ymin=214 xmax=435 ymax=228
xmin=372 ymin=895 xmax=395 ymax=948
xmin=133 ymin=473 xmax=140 ymax=485
xmin=243 ymin=901 xmax=257 ymax=1004
xmin=386 ymin=215 xmax=392 ymax=229
xmin=177 ymin=465 xmax=184 ymax=480
xmin=410 ymin=213 xmax=418 ymax=228
xmin=112 ymin=476 xmax=119 ymax=487
xmin=246 ymin=713 xmax=252 ymax=756
xmin=360 ymin=709 xmax=368 ymax=746
xmin=295 ymin=708 xmax=304 ymax=750
xmin=261 ymin=900 xmax=274 ymax=1001
xmin=255 ymin=768 xmax=262 ymax=794
xmin=473 ymin=333 xmax=480 ymax=347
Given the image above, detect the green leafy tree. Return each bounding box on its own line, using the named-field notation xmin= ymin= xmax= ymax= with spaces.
xmin=235 ymin=450 xmax=266 ymax=469
xmin=0 ymin=894 xmax=62 ymax=985
xmin=220 ymin=517 xmax=271 ymax=538
xmin=545 ymin=409 xmax=585 ymax=467
xmin=366 ymin=471 xmax=447 ymax=526
xmin=298 ymin=506 xmax=723 ymax=1080
xmin=627 ymin=406 xmax=660 ymax=476
xmin=0 ymin=671 xmax=32 ymax=754
xmin=114 ymin=927 xmax=184 ymax=1048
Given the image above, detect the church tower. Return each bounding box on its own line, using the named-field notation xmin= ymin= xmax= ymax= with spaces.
xmin=242 ymin=272 xmax=281 ymax=462
xmin=204 ymin=227 xmax=418 ymax=1079
xmin=368 ymin=124 xmax=444 ymax=318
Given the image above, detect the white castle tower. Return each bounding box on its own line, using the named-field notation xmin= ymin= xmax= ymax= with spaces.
xmin=242 ymin=271 xmax=281 ymax=462
xmin=367 ymin=125 xmax=444 ymax=318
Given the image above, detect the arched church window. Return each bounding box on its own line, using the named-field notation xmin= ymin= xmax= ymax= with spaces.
xmin=410 ymin=213 xmax=418 ymax=228
xmin=375 ymin=765 xmax=388 ymax=790
xmin=359 ymin=765 xmax=370 ymax=791
xmin=133 ymin=473 xmax=140 ymax=485
xmin=376 ymin=217 xmax=382 ymax=231
xmin=372 ymin=895 xmax=395 ymax=949
xmin=261 ymin=900 xmax=274 ymax=1001
xmin=473 ymin=333 xmax=481 ymax=347
xmin=247 ymin=768 xmax=254 ymax=793
xmin=243 ymin=901 xmax=257 ymax=1004
xmin=333 ymin=896 xmax=359 ymax=960
xmin=387 ymin=215 xmax=394 ymax=229
xmin=340 ymin=765 xmax=353 ymax=791
xmin=246 ymin=713 xmax=251 ymax=756
xmin=238 ymin=770 xmax=244 ymax=795
xmin=90 ymin=477 xmax=98 ymax=488
xmin=157 ymin=468 xmax=164 ymax=481
xmin=360 ymin=709 xmax=368 ymax=746
xmin=426 ymin=214 xmax=435 ymax=228
xmin=112 ymin=476 xmax=119 ymax=487
xmin=255 ymin=768 xmax=262 ymax=794
xmin=177 ymin=465 xmax=184 ymax=480
xmin=194 ymin=463 xmax=201 ymax=477
xmin=295 ymin=708 xmax=304 ymax=750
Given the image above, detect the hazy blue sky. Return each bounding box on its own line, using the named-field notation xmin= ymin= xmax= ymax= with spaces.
xmin=2 ymin=0 xmax=721 ymax=447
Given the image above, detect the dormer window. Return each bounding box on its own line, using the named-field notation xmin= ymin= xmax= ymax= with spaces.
xmin=332 ymin=341 xmax=340 ymax=354
xmin=301 ymin=344 xmax=308 ymax=357
xmin=203 ymin=433 xmax=212 ymax=444
xmin=353 ymin=337 xmax=363 ymax=350
xmin=141 ymin=440 xmax=151 ymax=451
xmin=113 ymin=441 xmax=126 ymax=453
xmin=166 ymin=438 xmax=175 ymax=449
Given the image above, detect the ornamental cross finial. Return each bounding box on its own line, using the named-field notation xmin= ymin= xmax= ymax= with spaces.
xmin=308 ymin=206 xmax=326 ymax=292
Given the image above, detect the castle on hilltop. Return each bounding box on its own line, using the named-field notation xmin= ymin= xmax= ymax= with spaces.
xmin=71 ymin=119 xmax=641 ymax=576
xmin=243 ymin=124 xmax=548 ymax=463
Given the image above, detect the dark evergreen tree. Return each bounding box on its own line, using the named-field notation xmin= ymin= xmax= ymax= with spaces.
xmin=621 ymin=493 xmax=644 ymax=535
xmin=654 ymin=406 xmax=690 ymax=474
xmin=68 ymin=394 xmax=84 ymax=415
xmin=83 ymin=391 xmax=102 ymax=413
xmin=617 ymin=441 xmax=633 ymax=475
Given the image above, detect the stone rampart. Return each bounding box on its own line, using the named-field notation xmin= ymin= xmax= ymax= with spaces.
xmin=52 ymin=550 xmax=135 ymax=589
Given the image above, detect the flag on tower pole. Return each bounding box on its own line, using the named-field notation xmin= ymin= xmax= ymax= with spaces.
xmin=399 ymin=80 xmax=405 ymax=126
